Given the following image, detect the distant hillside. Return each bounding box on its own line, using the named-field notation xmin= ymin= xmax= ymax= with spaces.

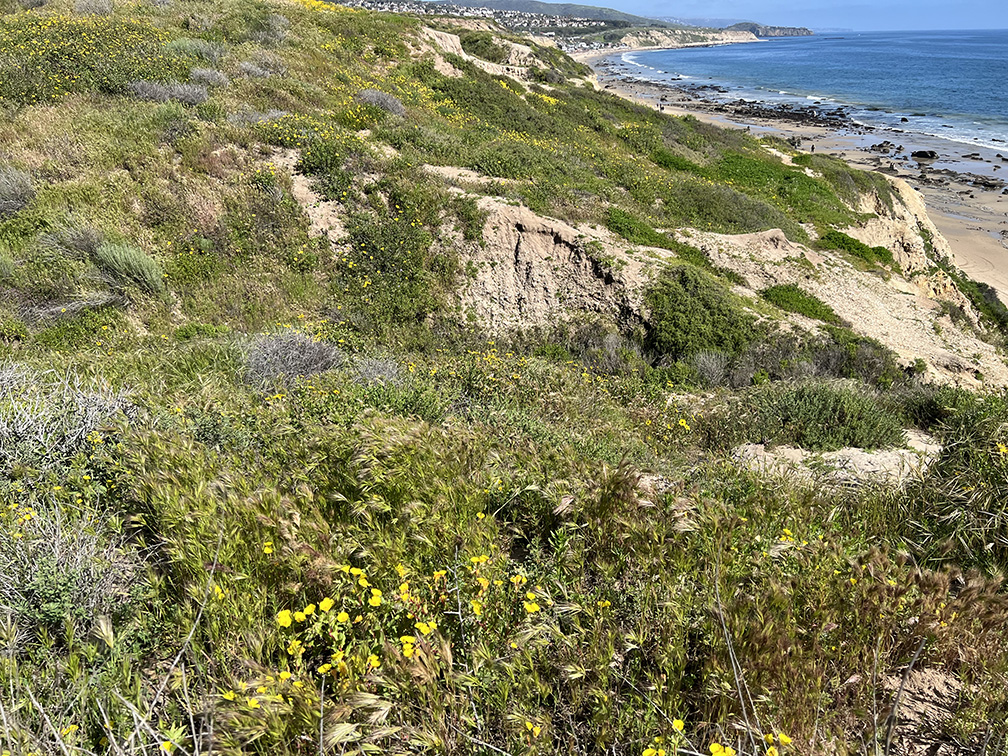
xmin=725 ymin=21 xmax=813 ymax=37
xmin=427 ymin=0 xmax=679 ymax=27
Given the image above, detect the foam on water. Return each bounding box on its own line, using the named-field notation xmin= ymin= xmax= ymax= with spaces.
xmin=627 ymin=30 xmax=1008 ymax=154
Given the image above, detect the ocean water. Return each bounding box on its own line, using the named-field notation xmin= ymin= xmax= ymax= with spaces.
xmin=623 ymin=30 xmax=1008 ymax=153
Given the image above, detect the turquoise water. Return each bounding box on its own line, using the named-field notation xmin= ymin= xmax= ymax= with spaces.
xmin=625 ymin=30 xmax=1008 ymax=151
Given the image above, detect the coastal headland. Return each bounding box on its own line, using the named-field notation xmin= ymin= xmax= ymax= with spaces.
xmin=574 ymin=47 xmax=1008 ymax=304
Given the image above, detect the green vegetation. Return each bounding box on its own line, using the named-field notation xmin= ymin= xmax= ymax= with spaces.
xmin=761 ymin=283 xmax=842 ymax=325
xmin=646 ymin=265 xmax=757 ymax=360
xmin=0 ymin=0 xmax=1004 ymax=753
xmin=698 ymin=380 xmax=907 ymax=451
xmin=458 ymin=30 xmax=508 ymax=64
xmin=818 ymin=229 xmax=896 ymax=269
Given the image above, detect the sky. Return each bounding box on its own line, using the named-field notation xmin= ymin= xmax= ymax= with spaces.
xmin=610 ymin=0 xmax=1008 ymax=31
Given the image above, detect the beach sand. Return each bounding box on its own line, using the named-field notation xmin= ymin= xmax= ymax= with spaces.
xmin=573 ymin=50 xmax=1008 ymax=303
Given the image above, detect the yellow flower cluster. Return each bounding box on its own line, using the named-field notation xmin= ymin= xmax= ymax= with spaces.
xmin=0 ymin=15 xmax=173 ymax=104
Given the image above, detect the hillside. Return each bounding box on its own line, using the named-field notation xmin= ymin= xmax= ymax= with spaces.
xmin=428 ymin=0 xmax=679 ymax=27
xmin=0 ymin=0 xmax=1006 ymax=754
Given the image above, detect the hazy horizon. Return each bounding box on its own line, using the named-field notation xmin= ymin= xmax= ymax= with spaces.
xmin=595 ymin=0 xmax=1007 ymax=32
xmin=488 ymin=0 xmax=1008 ymax=32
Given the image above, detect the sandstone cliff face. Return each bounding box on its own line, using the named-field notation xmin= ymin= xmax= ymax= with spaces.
xmin=454 ymin=187 xmax=1007 ymax=386
xmin=419 ymin=27 xmax=533 ymax=80
xmin=844 ymin=177 xmax=979 ymax=324
xmin=460 ymin=199 xmax=649 ymax=331
xmin=618 ymin=29 xmax=758 ymax=49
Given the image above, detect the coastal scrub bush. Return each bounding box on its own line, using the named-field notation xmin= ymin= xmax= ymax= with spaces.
xmin=247 ymin=12 xmax=289 ymax=46
xmin=933 ymin=254 xmax=1008 ymax=336
xmin=0 ymin=254 xmax=14 ymax=285
xmin=645 ymin=264 xmax=756 ymax=361
xmin=189 ymin=67 xmax=230 ymax=88
xmin=245 ymin=330 xmax=346 ymax=386
xmin=650 ymin=146 xmax=703 ymax=174
xmin=761 ymin=283 xmax=843 ymax=325
xmin=127 ymin=80 xmax=209 ymax=106
xmin=794 ymin=151 xmax=895 ymax=210
xmin=0 ymin=505 xmax=141 ymax=638
xmin=0 ymin=365 xmax=131 ymax=470
xmin=818 ymin=229 xmax=895 ymax=268
xmin=355 ymin=88 xmax=406 ymax=117
xmin=235 ymin=52 xmax=287 ymax=78
xmin=92 ymin=242 xmax=164 ymax=293
xmin=691 ymin=348 xmax=729 ymax=387
xmin=74 ymin=0 xmax=112 ymax=15
xmin=165 ymin=36 xmax=225 ymax=62
xmin=698 ymin=380 xmax=906 ymax=451
xmin=458 ymin=30 xmax=508 ymax=64
xmin=0 ymin=166 xmax=34 ymax=217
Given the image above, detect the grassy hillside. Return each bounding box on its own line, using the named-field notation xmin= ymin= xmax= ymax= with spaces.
xmin=0 ymin=0 xmax=1006 ymax=754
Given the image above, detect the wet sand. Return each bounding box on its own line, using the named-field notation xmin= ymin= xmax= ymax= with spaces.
xmin=573 ymin=49 xmax=1008 ymax=303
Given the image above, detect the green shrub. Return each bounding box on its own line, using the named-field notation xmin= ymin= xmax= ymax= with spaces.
xmin=794 ymin=152 xmax=894 ymax=210
xmin=0 ymin=252 xmax=14 ymax=284
xmin=175 ymin=322 xmax=229 ymax=341
xmin=889 ymin=383 xmax=977 ymax=431
xmin=0 ymin=314 xmax=26 ymax=342
xmin=761 ymin=283 xmax=842 ymax=325
xmin=932 ymin=254 xmax=1008 ymax=336
xmin=92 ymin=242 xmax=164 ymax=294
xmin=818 ymin=229 xmax=895 ymax=268
xmin=700 ymin=380 xmax=906 ymax=451
xmin=458 ymin=31 xmax=508 ymax=64
xmin=651 ymin=146 xmax=703 ymax=174
xmin=727 ymin=327 xmax=904 ymax=389
xmin=645 ymin=265 xmax=757 ymax=361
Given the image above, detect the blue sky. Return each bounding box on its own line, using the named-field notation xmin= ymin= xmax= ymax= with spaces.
xmin=612 ymin=0 xmax=1008 ymax=30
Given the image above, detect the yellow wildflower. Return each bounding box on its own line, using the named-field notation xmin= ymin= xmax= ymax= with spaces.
xmin=276 ymin=610 xmax=292 ymax=628
xmin=319 ymin=597 xmax=334 ymax=613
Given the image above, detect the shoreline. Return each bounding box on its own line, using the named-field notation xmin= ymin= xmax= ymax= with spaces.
xmin=576 ymin=49 xmax=1008 ymax=304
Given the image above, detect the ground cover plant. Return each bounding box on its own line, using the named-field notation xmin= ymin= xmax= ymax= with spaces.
xmin=760 ymin=283 xmax=843 ymax=325
xmin=0 ymin=0 xmax=1004 ymax=753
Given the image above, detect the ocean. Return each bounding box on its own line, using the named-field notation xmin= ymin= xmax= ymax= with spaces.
xmin=621 ymin=29 xmax=1008 ymax=154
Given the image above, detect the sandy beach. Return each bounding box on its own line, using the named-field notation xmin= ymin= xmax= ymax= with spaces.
xmin=573 ymin=48 xmax=1008 ymax=303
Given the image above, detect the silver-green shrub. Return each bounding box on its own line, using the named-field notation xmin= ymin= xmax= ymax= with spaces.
xmin=245 ymin=331 xmax=346 ymax=386
xmin=0 ymin=167 xmax=34 ymax=218
xmin=92 ymin=241 xmax=164 ymax=293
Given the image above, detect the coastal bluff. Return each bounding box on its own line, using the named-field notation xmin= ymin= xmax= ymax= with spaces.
xmin=725 ymin=21 xmax=814 ymax=37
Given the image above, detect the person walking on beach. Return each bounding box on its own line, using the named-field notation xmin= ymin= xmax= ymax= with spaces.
xmin=811 ymin=144 xmax=815 ymax=153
